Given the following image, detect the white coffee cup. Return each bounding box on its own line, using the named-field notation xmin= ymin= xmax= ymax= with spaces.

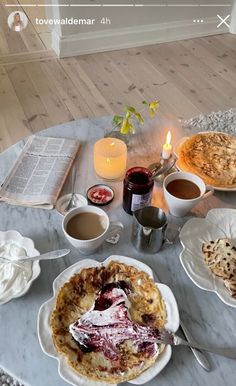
xmin=62 ymin=206 xmax=123 ymax=255
xmin=163 ymin=172 xmax=214 ymax=217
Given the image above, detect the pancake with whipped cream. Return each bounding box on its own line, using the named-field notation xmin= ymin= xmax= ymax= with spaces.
xmin=50 ymin=261 xmax=166 ymax=383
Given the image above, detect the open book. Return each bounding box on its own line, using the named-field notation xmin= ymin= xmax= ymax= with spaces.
xmin=0 ymin=135 xmax=80 ymax=209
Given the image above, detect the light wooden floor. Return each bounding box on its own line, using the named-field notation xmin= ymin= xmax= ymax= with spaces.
xmin=0 ymin=2 xmax=236 ymax=152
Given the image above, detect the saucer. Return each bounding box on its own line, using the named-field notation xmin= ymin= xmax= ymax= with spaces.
xmin=56 ymin=193 xmax=88 ymax=216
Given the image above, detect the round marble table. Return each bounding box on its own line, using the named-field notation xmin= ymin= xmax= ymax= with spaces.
xmin=0 ymin=117 xmax=236 ymax=386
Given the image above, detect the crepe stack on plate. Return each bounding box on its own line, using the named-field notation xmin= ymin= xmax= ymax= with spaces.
xmin=202 ymin=238 xmax=236 ymax=298
xmin=50 ymin=261 xmax=167 ymax=383
xmin=177 ymin=132 xmax=236 ymax=188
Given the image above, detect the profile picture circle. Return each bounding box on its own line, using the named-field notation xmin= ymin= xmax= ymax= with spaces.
xmin=8 ymin=11 xmax=28 ymax=32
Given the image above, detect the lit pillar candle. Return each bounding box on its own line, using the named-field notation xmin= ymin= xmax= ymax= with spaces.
xmin=94 ymin=138 xmax=127 ymax=180
xmin=162 ymin=130 xmax=172 ymax=159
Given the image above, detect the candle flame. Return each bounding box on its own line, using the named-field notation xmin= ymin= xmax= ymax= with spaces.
xmin=106 ymin=158 xmax=111 ymax=163
xmin=166 ymin=130 xmax=171 ymax=145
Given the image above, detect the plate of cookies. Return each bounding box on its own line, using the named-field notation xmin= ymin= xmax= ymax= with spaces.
xmin=179 ymin=208 xmax=236 ymax=307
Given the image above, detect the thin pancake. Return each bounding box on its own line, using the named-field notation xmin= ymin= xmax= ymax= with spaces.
xmin=50 ymin=261 xmax=166 ymax=383
xmin=178 ymin=132 xmax=236 ymax=188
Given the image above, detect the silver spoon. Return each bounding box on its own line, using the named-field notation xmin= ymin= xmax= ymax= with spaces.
xmin=64 ymin=164 xmax=77 ymax=212
xmin=0 ymin=249 xmax=70 ymax=263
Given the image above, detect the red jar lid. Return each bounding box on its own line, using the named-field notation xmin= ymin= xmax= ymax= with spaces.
xmin=87 ymin=184 xmax=114 ymax=206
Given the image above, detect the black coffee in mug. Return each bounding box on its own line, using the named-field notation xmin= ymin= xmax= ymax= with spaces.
xmin=166 ymin=179 xmax=201 ymax=200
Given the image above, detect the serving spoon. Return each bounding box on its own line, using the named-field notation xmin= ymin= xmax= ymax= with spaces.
xmin=64 ymin=164 xmax=77 ymax=212
xmin=0 ymin=249 xmax=70 ymax=263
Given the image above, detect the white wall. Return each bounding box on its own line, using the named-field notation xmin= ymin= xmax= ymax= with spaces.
xmin=230 ymin=0 xmax=236 ymax=33
xmin=44 ymin=0 xmax=62 ymax=39
xmin=48 ymin=0 xmax=232 ymax=57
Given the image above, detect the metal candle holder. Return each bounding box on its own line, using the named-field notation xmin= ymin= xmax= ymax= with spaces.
xmin=148 ymin=153 xmax=177 ymax=181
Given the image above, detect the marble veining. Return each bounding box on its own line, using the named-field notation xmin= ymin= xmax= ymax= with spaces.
xmin=0 ymin=116 xmax=235 ymax=386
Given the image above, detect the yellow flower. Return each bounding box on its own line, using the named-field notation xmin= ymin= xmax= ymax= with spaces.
xmin=120 ymin=118 xmax=133 ymax=134
xmin=149 ymin=101 xmax=159 ymax=118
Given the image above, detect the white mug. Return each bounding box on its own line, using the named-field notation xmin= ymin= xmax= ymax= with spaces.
xmin=62 ymin=206 xmax=123 ymax=255
xmin=163 ymin=172 xmax=214 ymax=217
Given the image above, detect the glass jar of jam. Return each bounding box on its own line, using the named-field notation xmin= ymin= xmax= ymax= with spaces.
xmin=123 ymin=167 xmax=154 ymax=215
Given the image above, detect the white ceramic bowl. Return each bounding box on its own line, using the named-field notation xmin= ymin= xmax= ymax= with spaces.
xmin=38 ymin=255 xmax=179 ymax=386
xmin=0 ymin=230 xmax=40 ymax=305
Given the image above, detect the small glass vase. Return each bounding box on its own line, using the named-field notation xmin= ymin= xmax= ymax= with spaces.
xmin=104 ymin=129 xmax=130 ymax=146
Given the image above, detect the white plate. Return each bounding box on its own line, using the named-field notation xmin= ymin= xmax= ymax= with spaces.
xmin=37 ymin=255 xmax=179 ymax=386
xmin=0 ymin=230 xmax=40 ymax=305
xmin=179 ymin=208 xmax=236 ymax=308
xmin=174 ymin=132 xmax=236 ymax=191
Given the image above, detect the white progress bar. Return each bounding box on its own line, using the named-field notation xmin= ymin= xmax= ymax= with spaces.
xmin=4 ymin=4 xmax=233 ymax=8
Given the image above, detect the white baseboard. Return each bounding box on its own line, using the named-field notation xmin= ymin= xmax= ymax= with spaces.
xmin=51 ymin=17 xmax=228 ymax=58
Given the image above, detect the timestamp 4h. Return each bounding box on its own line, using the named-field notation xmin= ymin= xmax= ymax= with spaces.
xmin=100 ymin=17 xmax=111 ymax=25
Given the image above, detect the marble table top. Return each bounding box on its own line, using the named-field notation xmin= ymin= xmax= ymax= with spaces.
xmin=0 ymin=116 xmax=236 ymax=386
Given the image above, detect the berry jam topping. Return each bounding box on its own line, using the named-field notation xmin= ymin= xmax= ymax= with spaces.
xmin=69 ymin=281 xmax=161 ymax=362
xmin=87 ymin=185 xmax=114 ymax=205
xmin=99 ymin=281 xmax=131 ymax=296
xmin=94 ymin=281 xmax=131 ymax=311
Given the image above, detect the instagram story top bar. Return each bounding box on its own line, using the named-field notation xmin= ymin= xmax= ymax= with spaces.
xmin=4 ymin=4 xmax=233 ymax=7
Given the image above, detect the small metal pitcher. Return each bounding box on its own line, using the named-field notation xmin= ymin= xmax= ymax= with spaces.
xmin=131 ymin=206 xmax=168 ymax=254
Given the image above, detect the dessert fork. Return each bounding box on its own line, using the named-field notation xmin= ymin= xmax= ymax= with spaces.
xmin=157 ymin=329 xmax=236 ymax=360
xmin=151 ymin=267 xmax=211 ymax=371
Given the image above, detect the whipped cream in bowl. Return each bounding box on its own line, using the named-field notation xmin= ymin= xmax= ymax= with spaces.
xmin=0 ymin=230 xmax=41 ymax=305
